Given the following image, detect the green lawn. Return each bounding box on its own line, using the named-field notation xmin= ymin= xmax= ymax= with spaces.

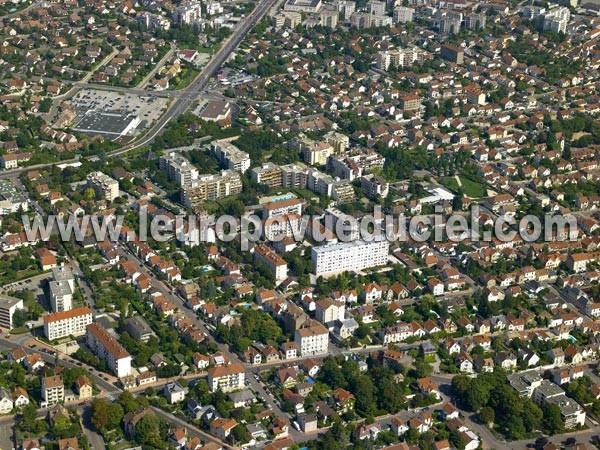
xmin=173 ymin=68 xmax=200 ymax=90
xmin=441 ymin=175 xmax=485 ymax=198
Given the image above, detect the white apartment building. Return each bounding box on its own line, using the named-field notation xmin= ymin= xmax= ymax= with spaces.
xmin=0 ymin=295 xmax=23 ymax=330
xmin=173 ymin=1 xmax=202 ymax=25
xmin=211 ymin=139 xmax=251 ymax=173
xmin=295 ymin=320 xmax=329 ymax=356
xmin=49 ymin=266 xmax=76 ymax=313
xmin=311 ymin=239 xmax=389 ymax=277
xmin=86 ymin=323 xmax=132 ymax=378
xmin=87 ymin=172 xmax=119 ymax=201
xmin=0 ymin=181 xmax=28 ymax=214
xmin=334 ymin=0 xmax=355 ymax=19
xmin=263 ymin=213 xmax=302 ymax=242
xmin=44 ymin=307 xmax=93 ymax=341
xmin=159 ymin=153 xmax=199 ymax=187
xmin=262 ymin=197 xmax=305 ymax=219
xmin=542 ymin=7 xmax=570 ymax=33
xmin=393 ymin=6 xmax=414 ymax=23
xmin=207 ymin=362 xmax=245 ymax=392
xmin=42 ymin=375 xmax=64 ymax=406
xmin=254 ymin=245 xmax=288 ymax=281
xmin=376 ymin=48 xmax=427 ymax=70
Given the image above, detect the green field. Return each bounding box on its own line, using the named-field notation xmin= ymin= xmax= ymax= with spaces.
xmin=441 ymin=175 xmax=485 ymax=198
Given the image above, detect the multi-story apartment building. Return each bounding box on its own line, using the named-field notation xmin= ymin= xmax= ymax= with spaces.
xmin=0 ymin=180 xmax=28 ymax=214
xmin=251 ymin=163 xmax=282 ymax=188
xmin=283 ymin=0 xmax=322 ymax=13
xmin=207 ymin=362 xmax=245 ymax=392
xmin=262 ymin=197 xmax=305 ymax=219
xmin=254 ymin=245 xmax=288 ymax=281
xmin=376 ymin=48 xmax=427 ymax=70
xmin=49 ymin=266 xmax=75 ymax=313
xmin=440 ymin=44 xmax=464 ymax=64
xmin=361 ymin=174 xmax=389 ymax=199
xmin=159 ymin=153 xmax=199 ymax=187
xmin=211 ymin=139 xmax=251 ymax=173
xmin=328 ymin=151 xmax=385 ymax=180
xmin=44 ymin=307 xmax=93 ymax=341
xmin=87 ymin=172 xmax=119 ymax=201
xmin=281 ymin=163 xmax=310 ymax=189
xmin=292 ymin=138 xmax=333 ymax=166
xmin=138 ymin=12 xmax=171 ymax=30
xmin=542 ymin=7 xmax=570 ymax=33
xmin=294 ymin=319 xmax=329 ymax=356
xmin=173 ymin=1 xmax=202 ymax=25
xmin=367 ymin=0 xmax=385 ymax=15
xmin=393 ymin=6 xmax=414 ymax=23
xmin=86 ymin=323 xmax=132 ymax=378
xmin=42 ymin=375 xmax=64 ymax=406
xmin=334 ymin=0 xmax=355 ymax=19
xmin=181 ymin=170 xmax=242 ymax=208
xmin=311 ymin=239 xmax=389 ymax=277
xmin=464 ymin=12 xmax=486 ymax=30
xmin=0 ymin=295 xmax=23 ymax=330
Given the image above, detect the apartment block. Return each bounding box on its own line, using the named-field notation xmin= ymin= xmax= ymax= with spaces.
xmin=251 ymin=163 xmax=283 ymax=188
xmin=295 ymin=319 xmax=329 ymax=356
xmin=181 ymin=170 xmax=242 ymax=207
xmin=440 ymin=44 xmax=464 ymax=64
xmin=42 ymin=375 xmax=64 ymax=406
xmin=43 ymin=307 xmax=93 ymax=341
xmin=254 ymin=244 xmax=288 ymax=281
xmin=281 ymin=163 xmax=310 ymax=189
xmin=86 ymin=323 xmax=132 ymax=378
xmin=211 ymin=139 xmax=251 ymax=173
xmin=311 ymin=239 xmax=389 ymax=277
xmin=173 ymin=1 xmax=202 ymax=25
xmin=262 ymin=197 xmax=305 ymax=219
xmin=87 ymin=172 xmax=119 ymax=201
xmin=0 ymin=295 xmax=23 ymax=330
xmin=207 ymin=362 xmax=245 ymax=392
xmin=393 ymin=6 xmax=414 ymax=23
xmin=159 ymin=153 xmax=199 ymax=187
xmin=376 ymin=48 xmax=427 ymax=70
xmin=49 ymin=266 xmax=75 ymax=313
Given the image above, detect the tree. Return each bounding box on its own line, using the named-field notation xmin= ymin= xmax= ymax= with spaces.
xmin=478 ymin=406 xmax=495 ymax=425
xmin=542 ymin=403 xmax=564 ymax=435
xmin=91 ymin=398 xmax=110 ymax=431
xmin=12 ymin=308 xmax=28 ymax=328
xmin=232 ymin=424 xmax=247 ymax=444
xmin=135 ymin=414 xmax=165 ymax=448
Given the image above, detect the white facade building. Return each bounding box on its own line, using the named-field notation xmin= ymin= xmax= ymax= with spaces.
xmin=44 ymin=307 xmax=93 ymax=341
xmin=311 ymin=239 xmax=389 ymax=277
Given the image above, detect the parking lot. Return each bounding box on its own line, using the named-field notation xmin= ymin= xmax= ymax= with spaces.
xmin=68 ymin=89 xmax=168 ymax=136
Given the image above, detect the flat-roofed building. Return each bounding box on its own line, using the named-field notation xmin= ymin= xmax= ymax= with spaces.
xmin=0 ymin=295 xmax=23 ymax=330
xmin=251 ymin=163 xmax=282 ymax=188
xmin=211 ymin=139 xmax=251 ymax=173
xmin=125 ymin=316 xmax=155 ymax=342
xmin=87 ymin=172 xmax=119 ymax=201
xmin=311 ymin=239 xmax=389 ymax=277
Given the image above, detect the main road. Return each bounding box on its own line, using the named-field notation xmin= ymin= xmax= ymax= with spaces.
xmin=0 ymin=0 xmax=278 ymax=181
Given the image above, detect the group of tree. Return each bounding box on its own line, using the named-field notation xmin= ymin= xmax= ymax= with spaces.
xmin=451 ymin=371 xmax=569 ymax=439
